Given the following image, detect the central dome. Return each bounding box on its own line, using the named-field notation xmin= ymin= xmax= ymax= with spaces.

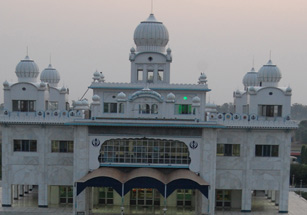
xmin=134 ymin=14 xmax=169 ymax=53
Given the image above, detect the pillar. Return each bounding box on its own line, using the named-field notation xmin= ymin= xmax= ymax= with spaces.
xmin=74 ymin=187 xmax=90 ymax=215
xmin=24 ymin=185 xmax=29 ymax=194
xmin=271 ymin=191 xmax=276 ymax=202
xmin=267 ymin=190 xmax=272 ymax=199
xmin=38 ymin=184 xmax=48 ymax=207
xmin=265 ymin=190 xmax=268 ymax=196
xmin=275 ymin=191 xmax=279 ymax=206
xmin=19 ymin=185 xmax=24 ymax=197
xmin=241 ymin=189 xmax=252 ymax=212
xmin=13 ymin=185 xmax=19 ymax=200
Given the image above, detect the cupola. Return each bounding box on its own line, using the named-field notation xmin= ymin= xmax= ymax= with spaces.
xmin=40 ymin=64 xmax=60 ymax=87
xmin=15 ymin=55 xmax=39 ymax=82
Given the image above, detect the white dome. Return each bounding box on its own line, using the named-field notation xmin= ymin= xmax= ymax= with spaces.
xmin=15 ymin=55 xmax=39 ymax=82
xmin=134 ymin=14 xmax=169 ymax=53
xmin=3 ymin=80 xmax=9 ymax=87
xmin=192 ymin=96 xmax=201 ymax=103
xmin=198 ymin=73 xmax=207 ymax=84
xmin=258 ymin=60 xmax=282 ymax=83
xmin=93 ymin=71 xmax=101 ymax=82
xmin=117 ymin=92 xmax=127 ymax=100
xmin=243 ymin=67 xmax=258 ymax=89
xmin=166 ymin=92 xmax=175 ymax=101
xmin=40 ymin=82 xmax=46 ymax=88
xmin=40 ymin=64 xmax=60 ymax=87
xmin=92 ymin=95 xmax=100 ymax=102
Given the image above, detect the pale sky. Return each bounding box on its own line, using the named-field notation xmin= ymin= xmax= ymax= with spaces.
xmin=1 ymin=0 xmax=307 ymax=105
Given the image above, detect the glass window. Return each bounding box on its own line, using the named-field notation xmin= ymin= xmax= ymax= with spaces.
xmin=48 ymin=101 xmax=58 ymax=111
xmin=104 ymin=103 xmax=118 ymax=113
xmin=12 ymin=100 xmax=36 ymax=112
xmin=59 ymin=186 xmax=73 ymax=204
xmin=99 ymin=187 xmax=114 ymax=205
xmin=51 ymin=140 xmax=74 ymax=153
xmin=216 ymin=144 xmax=240 ymax=156
xmin=177 ymin=189 xmax=192 ymax=206
xmin=137 ymin=69 xmax=143 ymax=81
xmin=147 ymin=71 xmax=154 ymax=82
xmin=216 ymin=190 xmax=231 ymax=208
xmin=14 ymin=140 xmax=37 ymax=152
xmin=99 ymin=138 xmax=190 ymax=166
xmin=158 ymin=70 xmax=164 ymax=81
xmin=151 ymin=104 xmax=158 ymax=114
xmin=119 ymin=103 xmax=124 ymax=113
xmin=255 ymin=145 xmax=279 ymax=157
xmin=259 ymin=105 xmax=282 ymax=117
xmin=175 ymin=104 xmax=192 ymax=115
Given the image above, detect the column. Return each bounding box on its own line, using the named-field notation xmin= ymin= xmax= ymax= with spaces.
xmin=19 ymin=185 xmax=24 ymax=197
xmin=265 ymin=190 xmax=268 ymax=196
xmin=1 ymin=184 xmax=12 ymax=207
xmin=271 ymin=191 xmax=276 ymax=202
xmin=13 ymin=185 xmax=19 ymax=200
xmin=267 ymin=190 xmax=272 ymax=199
xmin=241 ymin=189 xmax=252 ymax=212
xmin=38 ymin=184 xmax=48 ymax=207
xmin=275 ymin=191 xmax=279 ymax=206
xmin=24 ymin=185 xmax=29 ymax=194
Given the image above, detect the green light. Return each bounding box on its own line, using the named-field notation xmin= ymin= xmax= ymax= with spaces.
xmin=183 ymin=96 xmax=188 ymax=100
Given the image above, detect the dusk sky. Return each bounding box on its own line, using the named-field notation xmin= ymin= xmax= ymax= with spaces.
xmin=1 ymin=0 xmax=306 ymax=105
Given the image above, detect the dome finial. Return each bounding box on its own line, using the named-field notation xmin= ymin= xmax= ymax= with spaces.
xmin=151 ymin=0 xmax=154 ymax=14
xmin=26 ymin=46 xmax=29 ymax=57
xmin=49 ymin=53 xmax=52 ymax=66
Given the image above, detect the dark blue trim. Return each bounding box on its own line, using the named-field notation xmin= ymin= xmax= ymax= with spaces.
xmin=2 ymin=204 xmax=11 ymax=207
xmin=38 ymin=205 xmax=48 ymax=208
xmin=279 ymin=211 xmax=288 ymax=213
xmin=65 ymin=122 xmax=225 ymax=129
xmin=77 ymin=177 xmax=122 ymax=196
xmin=241 ymin=210 xmax=251 ymax=212
xmin=167 ymin=179 xmax=208 ymax=198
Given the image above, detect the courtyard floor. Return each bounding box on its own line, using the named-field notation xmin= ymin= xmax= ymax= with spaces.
xmin=0 ymin=186 xmax=307 ymax=215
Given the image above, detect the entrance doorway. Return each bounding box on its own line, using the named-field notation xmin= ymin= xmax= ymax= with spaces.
xmin=130 ymin=188 xmax=161 ymax=206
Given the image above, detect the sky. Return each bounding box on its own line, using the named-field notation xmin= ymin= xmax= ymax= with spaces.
xmin=0 ymin=0 xmax=307 ymax=105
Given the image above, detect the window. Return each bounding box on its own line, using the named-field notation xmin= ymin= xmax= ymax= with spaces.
xmin=104 ymin=103 xmax=117 ymax=113
xmin=119 ymin=103 xmax=124 ymax=113
xmin=137 ymin=69 xmax=143 ymax=81
xmin=48 ymin=101 xmax=58 ymax=111
xmin=98 ymin=138 xmax=191 ymax=166
xmin=59 ymin=186 xmax=73 ymax=204
xmin=243 ymin=105 xmax=249 ymax=114
xmin=147 ymin=70 xmax=154 ymax=83
xmin=12 ymin=100 xmax=36 ymax=112
xmin=99 ymin=187 xmax=113 ymax=205
xmin=177 ymin=189 xmax=193 ymax=206
xmin=130 ymin=188 xmax=160 ymax=206
xmin=216 ymin=190 xmax=231 ymax=208
xmin=51 ymin=140 xmax=74 ymax=153
xmin=139 ymin=104 xmax=150 ymax=114
xmin=259 ymin=105 xmax=282 ymax=117
xmin=255 ymin=145 xmax=279 ymax=157
xmin=175 ymin=104 xmax=192 ymax=115
xmin=14 ymin=140 xmax=37 ymax=152
xmin=158 ymin=70 xmax=164 ymax=81
xmin=217 ymin=144 xmax=240 ymax=156
xmin=151 ymin=104 xmax=158 ymax=114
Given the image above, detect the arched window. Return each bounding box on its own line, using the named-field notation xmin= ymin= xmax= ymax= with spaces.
xmin=98 ymin=138 xmax=191 ymax=166
xmin=151 ymin=104 xmax=158 ymax=114
xmin=139 ymin=104 xmax=150 ymax=114
xmin=119 ymin=103 xmax=124 ymax=113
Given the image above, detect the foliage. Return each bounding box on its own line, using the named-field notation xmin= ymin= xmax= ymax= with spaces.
xmin=295 ymin=121 xmax=307 ymax=144
xmin=291 ymin=103 xmax=307 ymax=121
xmin=290 ymin=164 xmax=307 ymax=187
xmin=301 ymin=145 xmax=307 ymax=164
xmin=216 ymin=103 xmax=235 ymax=113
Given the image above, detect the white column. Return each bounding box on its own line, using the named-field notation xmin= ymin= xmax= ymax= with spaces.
xmin=38 ymin=184 xmax=48 ymax=207
xmin=241 ymin=189 xmax=252 ymax=212
xmin=267 ymin=190 xmax=272 ymax=199
xmin=271 ymin=191 xmax=276 ymax=202
xmin=275 ymin=191 xmax=279 ymax=206
xmin=24 ymin=185 xmax=29 ymax=194
xmin=19 ymin=185 xmax=24 ymax=197
xmin=13 ymin=185 xmax=19 ymax=200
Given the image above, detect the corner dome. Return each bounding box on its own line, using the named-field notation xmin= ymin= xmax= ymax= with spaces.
xmin=134 ymin=14 xmax=169 ymax=53
xmin=40 ymin=64 xmax=60 ymax=87
xmin=117 ymin=92 xmax=127 ymax=101
xmin=243 ymin=67 xmax=258 ymax=89
xmin=166 ymin=92 xmax=175 ymax=101
xmin=92 ymin=95 xmax=100 ymax=102
xmin=258 ymin=60 xmax=282 ymax=84
xmin=15 ymin=55 xmax=39 ymax=82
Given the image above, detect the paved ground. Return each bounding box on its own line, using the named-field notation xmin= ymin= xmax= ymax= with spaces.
xmin=1 ymin=187 xmax=307 ymax=215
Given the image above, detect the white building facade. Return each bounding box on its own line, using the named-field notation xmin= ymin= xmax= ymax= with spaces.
xmin=1 ymin=14 xmax=296 ymax=215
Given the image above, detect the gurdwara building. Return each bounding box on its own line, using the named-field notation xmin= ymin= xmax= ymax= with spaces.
xmin=0 ymin=14 xmax=297 ymax=215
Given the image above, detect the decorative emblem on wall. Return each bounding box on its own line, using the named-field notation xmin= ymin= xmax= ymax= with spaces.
xmin=91 ymin=138 xmax=101 ymax=147
xmin=189 ymin=141 xmax=198 ymax=149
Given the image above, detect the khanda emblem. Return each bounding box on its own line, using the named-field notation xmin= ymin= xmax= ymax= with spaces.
xmin=189 ymin=141 xmax=198 ymax=149
xmin=92 ymin=138 xmax=101 ymax=147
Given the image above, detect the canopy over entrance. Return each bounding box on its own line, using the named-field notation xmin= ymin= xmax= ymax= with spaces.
xmin=76 ymin=167 xmax=209 ymax=198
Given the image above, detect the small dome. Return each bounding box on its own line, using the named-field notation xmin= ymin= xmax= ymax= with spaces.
xmin=166 ymin=92 xmax=175 ymax=101
xmin=93 ymin=70 xmax=100 ymax=82
xmin=205 ymin=102 xmax=217 ymax=113
xmin=286 ymin=86 xmax=292 ymax=93
xmin=60 ymin=86 xmax=67 ymax=92
xmin=248 ymin=86 xmax=256 ymax=93
xmin=92 ymin=94 xmax=100 ymax=102
xmin=15 ymin=55 xmax=39 ymax=82
xmin=40 ymin=64 xmax=60 ymax=87
xmin=243 ymin=67 xmax=258 ymax=89
xmin=130 ymin=47 xmax=136 ymax=53
xmin=99 ymin=72 xmax=105 ymax=82
xmin=258 ymin=60 xmax=282 ymax=83
xmin=134 ymin=14 xmax=169 ymax=53
xmin=3 ymin=80 xmax=9 ymax=87
xmin=117 ymin=92 xmax=127 ymax=100
xmin=192 ymin=96 xmax=201 ymax=103
xmin=198 ymin=73 xmax=207 ymax=84
xmin=167 ymin=47 xmax=172 ymax=53
xmin=40 ymin=82 xmax=46 ymax=88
